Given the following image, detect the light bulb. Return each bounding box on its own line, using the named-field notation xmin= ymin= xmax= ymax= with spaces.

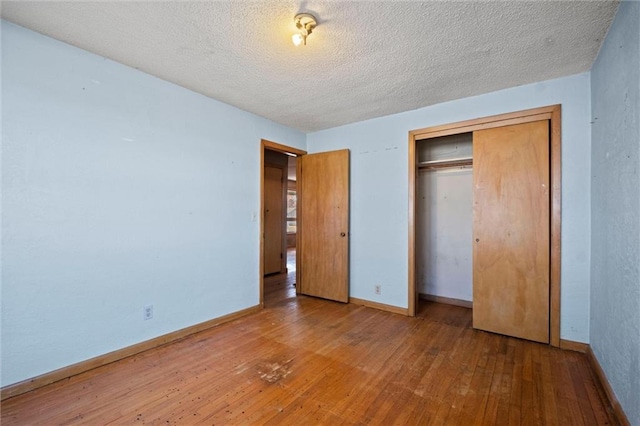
xmin=292 ymin=33 xmax=304 ymax=46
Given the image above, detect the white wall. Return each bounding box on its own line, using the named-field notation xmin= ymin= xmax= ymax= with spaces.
xmin=1 ymin=21 xmax=305 ymax=387
xmin=416 ymin=168 xmax=473 ymax=301
xmin=590 ymin=1 xmax=640 ymax=424
xmin=307 ymin=72 xmax=593 ymax=343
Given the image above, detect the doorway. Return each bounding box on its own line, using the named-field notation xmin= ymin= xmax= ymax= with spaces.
xmin=260 ymin=140 xmax=351 ymax=307
xmin=261 ymin=140 xmax=306 ymax=307
xmin=408 ymin=105 xmax=562 ymax=346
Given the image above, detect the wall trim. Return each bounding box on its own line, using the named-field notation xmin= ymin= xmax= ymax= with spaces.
xmin=559 ymin=339 xmax=588 ymax=353
xmin=1 ymin=304 xmax=263 ymax=401
xmin=349 ymin=297 xmax=409 ymax=316
xmin=419 ymin=293 xmax=473 ymax=309
xmin=586 ymin=347 xmax=631 ymax=426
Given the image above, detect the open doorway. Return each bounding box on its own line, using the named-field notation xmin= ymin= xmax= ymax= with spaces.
xmin=263 ymin=154 xmax=298 ymax=306
xmin=260 ymin=140 xmax=306 ymax=308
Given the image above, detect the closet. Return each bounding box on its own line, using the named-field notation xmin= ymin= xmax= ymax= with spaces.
xmin=410 ymin=105 xmax=561 ymax=345
xmin=416 ymin=133 xmax=473 ymax=307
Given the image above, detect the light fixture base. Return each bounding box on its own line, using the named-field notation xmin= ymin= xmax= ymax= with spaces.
xmin=294 ymin=13 xmax=317 ymax=35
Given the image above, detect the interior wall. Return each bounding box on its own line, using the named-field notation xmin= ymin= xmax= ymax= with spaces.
xmin=307 ymin=71 xmax=592 ymax=343
xmin=590 ymin=1 xmax=640 ymax=423
xmin=416 ymin=168 xmax=473 ymax=302
xmin=1 ymin=21 xmax=305 ymax=387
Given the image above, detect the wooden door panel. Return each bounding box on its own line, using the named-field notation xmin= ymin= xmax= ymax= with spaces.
xmin=473 ymin=120 xmax=550 ymax=343
xmin=264 ymin=166 xmax=284 ymax=275
xmin=299 ymin=150 xmax=350 ymax=303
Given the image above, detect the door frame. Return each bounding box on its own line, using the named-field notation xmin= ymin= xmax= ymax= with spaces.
xmin=407 ymin=105 xmax=562 ymax=347
xmin=260 ymin=139 xmax=307 ymax=306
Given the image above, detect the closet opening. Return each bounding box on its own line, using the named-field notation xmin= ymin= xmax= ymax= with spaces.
xmin=416 ymin=133 xmax=473 ymax=314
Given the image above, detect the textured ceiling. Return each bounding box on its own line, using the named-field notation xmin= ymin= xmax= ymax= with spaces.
xmin=1 ymin=1 xmax=619 ymax=132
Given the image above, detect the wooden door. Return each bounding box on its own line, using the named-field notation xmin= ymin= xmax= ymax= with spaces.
xmin=298 ymin=150 xmax=350 ymax=303
xmin=472 ymin=120 xmax=550 ymax=343
xmin=264 ymin=165 xmax=284 ymax=275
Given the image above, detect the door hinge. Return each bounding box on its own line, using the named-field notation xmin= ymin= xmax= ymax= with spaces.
xmin=280 ymin=252 xmax=283 ymax=259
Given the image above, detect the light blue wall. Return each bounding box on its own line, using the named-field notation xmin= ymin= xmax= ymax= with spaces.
xmin=307 ymin=72 xmax=593 ymax=343
xmin=1 ymin=21 xmax=305 ymax=386
xmin=590 ymin=1 xmax=640 ymax=424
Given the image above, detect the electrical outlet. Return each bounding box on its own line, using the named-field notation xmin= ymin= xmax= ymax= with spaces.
xmin=143 ymin=305 xmax=153 ymax=320
xmin=375 ymin=285 xmax=381 ymax=295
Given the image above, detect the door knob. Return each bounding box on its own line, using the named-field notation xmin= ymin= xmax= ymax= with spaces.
xmin=340 ymin=232 xmax=346 ymax=237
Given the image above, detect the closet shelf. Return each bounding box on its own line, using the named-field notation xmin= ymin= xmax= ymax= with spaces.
xmin=417 ymin=157 xmax=473 ymax=169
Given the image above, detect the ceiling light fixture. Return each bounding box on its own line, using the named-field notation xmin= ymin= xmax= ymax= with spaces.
xmin=292 ymin=13 xmax=317 ymax=47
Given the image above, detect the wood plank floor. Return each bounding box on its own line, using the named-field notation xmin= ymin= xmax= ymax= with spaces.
xmin=263 ymin=248 xmax=297 ymax=307
xmin=2 ymin=254 xmax=617 ymax=425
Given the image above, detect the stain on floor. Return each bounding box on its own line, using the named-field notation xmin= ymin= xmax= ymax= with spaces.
xmin=256 ymin=359 xmax=293 ymax=384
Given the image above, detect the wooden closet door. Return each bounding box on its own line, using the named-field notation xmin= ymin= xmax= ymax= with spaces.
xmin=472 ymin=120 xmax=550 ymax=343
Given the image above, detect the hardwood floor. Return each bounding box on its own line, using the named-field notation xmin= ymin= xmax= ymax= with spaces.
xmin=2 ymin=264 xmax=617 ymax=425
xmin=263 ymin=248 xmax=297 ymax=307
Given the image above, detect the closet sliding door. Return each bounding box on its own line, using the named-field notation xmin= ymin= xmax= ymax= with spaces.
xmin=472 ymin=120 xmax=550 ymax=343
